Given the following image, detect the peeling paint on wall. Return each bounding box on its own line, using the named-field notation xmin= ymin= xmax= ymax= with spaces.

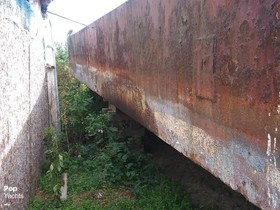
xmin=16 ymin=0 xmax=33 ymax=16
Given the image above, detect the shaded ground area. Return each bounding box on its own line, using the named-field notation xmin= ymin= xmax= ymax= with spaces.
xmin=142 ymin=131 xmax=260 ymax=210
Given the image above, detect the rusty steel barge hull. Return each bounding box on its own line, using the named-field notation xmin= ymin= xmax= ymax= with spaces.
xmin=68 ymin=0 xmax=280 ymax=209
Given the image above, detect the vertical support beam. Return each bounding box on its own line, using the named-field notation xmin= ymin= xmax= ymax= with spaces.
xmin=44 ymin=18 xmax=60 ymax=131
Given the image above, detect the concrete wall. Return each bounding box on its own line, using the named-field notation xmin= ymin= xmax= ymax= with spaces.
xmin=0 ymin=0 xmax=53 ymax=209
xmin=68 ymin=0 xmax=280 ymax=209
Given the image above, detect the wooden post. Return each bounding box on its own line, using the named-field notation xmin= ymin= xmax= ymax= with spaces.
xmin=60 ymin=173 xmax=67 ymax=201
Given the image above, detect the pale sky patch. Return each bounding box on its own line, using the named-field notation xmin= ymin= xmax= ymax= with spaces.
xmin=48 ymin=0 xmax=128 ymax=43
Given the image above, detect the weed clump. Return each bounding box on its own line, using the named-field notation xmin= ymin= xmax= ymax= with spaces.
xmin=28 ymin=45 xmax=204 ymax=210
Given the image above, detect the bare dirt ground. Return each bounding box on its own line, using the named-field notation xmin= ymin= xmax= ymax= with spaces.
xmin=142 ymin=131 xmax=260 ymax=210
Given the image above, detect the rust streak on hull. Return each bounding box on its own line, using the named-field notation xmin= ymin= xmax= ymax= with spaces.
xmin=68 ymin=0 xmax=280 ymax=209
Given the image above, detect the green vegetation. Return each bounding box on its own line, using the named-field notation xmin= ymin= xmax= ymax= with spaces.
xmin=28 ymin=45 xmax=209 ymax=210
xmin=29 ymin=141 xmax=196 ymax=210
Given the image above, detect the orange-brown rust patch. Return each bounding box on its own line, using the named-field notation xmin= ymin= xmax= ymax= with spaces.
xmin=68 ymin=0 xmax=280 ymax=209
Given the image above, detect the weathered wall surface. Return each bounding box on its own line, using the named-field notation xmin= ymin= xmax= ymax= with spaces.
xmin=0 ymin=0 xmax=52 ymax=209
xmin=69 ymin=0 xmax=280 ymax=209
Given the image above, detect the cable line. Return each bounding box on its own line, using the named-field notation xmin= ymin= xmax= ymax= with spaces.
xmin=47 ymin=11 xmax=87 ymax=26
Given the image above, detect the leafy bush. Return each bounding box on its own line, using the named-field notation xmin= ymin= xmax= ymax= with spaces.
xmin=86 ymin=113 xmax=119 ymax=148
xmin=56 ymin=44 xmax=106 ymax=148
xmin=94 ymin=140 xmax=157 ymax=187
xmin=29 ymin=45 xmax=206 ymax=210
xmin=62 ymin=83 xmax=93 ymax=143
xmin=42 ymin=127 xmax=67 ymax=196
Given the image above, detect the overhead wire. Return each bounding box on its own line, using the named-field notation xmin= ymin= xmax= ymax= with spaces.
xmin=47 ymin=11 xmax=87 ymax=26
